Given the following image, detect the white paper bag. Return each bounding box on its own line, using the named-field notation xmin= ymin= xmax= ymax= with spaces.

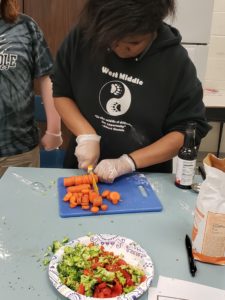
xmin=192 ymin=154 xmax=225 ymax=265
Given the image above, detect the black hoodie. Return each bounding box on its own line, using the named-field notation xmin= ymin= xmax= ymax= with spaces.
xmin=52 ymin=23 xmax=211 ymax=173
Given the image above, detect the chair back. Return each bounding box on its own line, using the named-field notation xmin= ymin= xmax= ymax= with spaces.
xmin=34 ymin=95 xmax=65 ymax=168
xmin=34 ymin=95 xmax=46 ymax=122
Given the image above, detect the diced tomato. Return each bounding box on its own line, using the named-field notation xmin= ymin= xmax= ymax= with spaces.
xmin=92 ymin=257 xmax=99 ymax=263
xmin=92 ymin=262 xmax=104 ymax=269
xmin=120 ymin=269 xmax=131 ymax=281
xmin=102 ymin=287 xmax=112 ymax=297
xmin=126 ymin=278 xmax=134 ymax=286
xmin=140 ymin=275 xmax=147 ymax=283
xmin=83 ymin=269 xmax=93 ymax=276
xmin=105 ymin=264 xmax=120 ymax=272
xmin=119 ymin=269 xmax=134 ymax=286
xmin=93 ymin=283 xmax=107 ymax=298
xmin=111 ymin=280 xmax=123 ymax=297
xmin=95 ymin=277 xmax=102 ymax=283
xmin=97 ymin=282 xmax=107 ymax=289
xmin=94 ymin=291 xmax=105 ymax=298
xmin=103 ymin=251 xmax=114 ymax=256
xmin=116 ymin=259 xmax=127 ymax=266
xmin=93 ymin=282 xmax=113 ymax=298
xmin=77 ymin=283 xmax=85 ymax=295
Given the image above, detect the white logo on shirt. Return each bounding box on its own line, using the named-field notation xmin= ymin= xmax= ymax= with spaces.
xmin=0 ymin=34 xmax=18 ymax=70
xmin=99 ymin=81 xmax=131 ymax=116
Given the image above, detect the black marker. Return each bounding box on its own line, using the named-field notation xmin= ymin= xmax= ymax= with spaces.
xmin=185 ymin=234 xmax=197 ymax=277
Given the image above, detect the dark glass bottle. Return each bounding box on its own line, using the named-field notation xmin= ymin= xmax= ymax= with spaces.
xmin=175 ymin=122 xmax=197 ymax=189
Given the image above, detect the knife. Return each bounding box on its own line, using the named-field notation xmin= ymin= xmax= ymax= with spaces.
xmin=87 ymin=165 xmax=99 ymax=194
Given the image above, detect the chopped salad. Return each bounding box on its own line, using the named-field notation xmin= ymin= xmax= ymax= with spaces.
xmin=57 ymin=242 xmax=146 ymax=298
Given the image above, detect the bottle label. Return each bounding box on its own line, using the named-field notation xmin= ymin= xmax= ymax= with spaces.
xmin=175 ymin=158 xmax=196 ymax=186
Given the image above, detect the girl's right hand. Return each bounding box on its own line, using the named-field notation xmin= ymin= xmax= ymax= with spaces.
xmin=74 ymin=134 xmax=101 ymax=169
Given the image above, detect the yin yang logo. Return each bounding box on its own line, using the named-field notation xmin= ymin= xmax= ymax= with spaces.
xmin=99 ymin=81 xmax=131 ymax=116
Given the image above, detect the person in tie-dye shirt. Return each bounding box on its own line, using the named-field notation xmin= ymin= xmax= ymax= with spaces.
xmin=0 ymin=0 xmax=62 ymax=176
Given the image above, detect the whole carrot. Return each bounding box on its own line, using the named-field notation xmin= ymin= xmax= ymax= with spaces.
xmin=64 ymin=174 xmax=99 ymax=187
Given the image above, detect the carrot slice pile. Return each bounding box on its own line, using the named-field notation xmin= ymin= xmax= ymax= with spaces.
xmin=62 ymin=175 xmax=121 ymax=214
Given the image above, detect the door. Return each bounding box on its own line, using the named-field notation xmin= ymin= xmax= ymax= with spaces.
xmin=23 ymin=0 xmax=84 ymax=57
xmin=18 ymin=0 xmax=23 ymax=11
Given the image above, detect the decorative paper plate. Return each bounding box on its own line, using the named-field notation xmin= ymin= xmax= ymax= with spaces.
xmin=49 ymin=234 xmax=154 ymax=300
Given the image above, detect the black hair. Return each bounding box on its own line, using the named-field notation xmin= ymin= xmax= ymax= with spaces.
xmin=78 ymin=0 xmax=176 ymax=50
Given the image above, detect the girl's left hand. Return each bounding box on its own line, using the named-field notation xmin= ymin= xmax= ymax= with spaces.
xmin=94 ymin=154 xmax=136 ymax=183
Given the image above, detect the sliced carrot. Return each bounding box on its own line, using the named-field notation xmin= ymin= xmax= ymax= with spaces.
xmin=64 ymin=176 xmax=75 ymax=187
xmin=89 ymin=191 xmax=99 ymax=203
xmin=76 ymin=195 xmax=82 ymax=205
xmin=93 ymin=196 xmax=103 ymax=207
xmin=91 ymin=206 xmax=99 ymax=213
xmin=83 ymin=175 xmax=90 ymax=184
xmin=88 ymin=174 xmax=99 ymax=184
xmin=109 ymin=191 xmax=121 ymax=202
xmin=81 ymin=201 xmax=89 ymax=207
xmin=81 ymin=189 xmax=91 ymax=194
xmin=70 ymin=194 xmax=77 ymax=202
xmin=69 ymin=201 xmax=77 ymax=208
xmin=82 ymin=194 xmax=89 ymax=200
xmin=82 ymin=205 xmax=90 ymax=210
xmin=74 ymin=176 xmax=82 ymax=185
xmin=67 ymin=184 xmax=91 ymax=193
xmin=101 ymin=190 xmax=110 ymax=198
xmin=81 ymin=195 xmax=89 ymax=206
xmin=101 ymin=204 xmax=108 ymax=211
xmin=111 ymin=199 xmax=119 ymax=205
xmin=63 ymin=192 xmax=72 ymax=201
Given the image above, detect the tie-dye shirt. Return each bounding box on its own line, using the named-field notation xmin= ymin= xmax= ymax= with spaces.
xmin=0 ymin=14 xmax=53 ymax=157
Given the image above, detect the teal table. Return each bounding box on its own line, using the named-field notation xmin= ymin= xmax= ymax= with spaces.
xmin=0 ymin=167 xmax=224 ymax=299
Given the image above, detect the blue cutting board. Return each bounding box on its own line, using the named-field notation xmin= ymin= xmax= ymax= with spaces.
xmin=57 ymin=172 xmax=163 ymax=217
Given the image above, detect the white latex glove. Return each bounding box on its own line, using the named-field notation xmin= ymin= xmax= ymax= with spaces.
xmin=94 ymin=154 xmax=136 ymax=183
xmin=41 ymin=131 xmax=63 ymax=151
xmin=75 ymin=134 xmax=101 ymax=169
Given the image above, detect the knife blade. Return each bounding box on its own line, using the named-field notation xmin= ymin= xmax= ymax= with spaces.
xmin=87 ymin=165 xmax=99 ymax=194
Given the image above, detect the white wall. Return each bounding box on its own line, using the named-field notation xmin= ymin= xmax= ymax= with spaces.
xmin=200 ymin=0 xmax=225 ymax=154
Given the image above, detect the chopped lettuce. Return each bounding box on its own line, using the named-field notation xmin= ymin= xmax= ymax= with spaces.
xmin=80 ymin=275 xmax=98 ymax=296
xmin=116 ymin=271 xmax=126 ymax=286
xmin=95 ymin=267 xmax=115 ymax=282
xmin=42 ymin=237 xmax=70 ymax=266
